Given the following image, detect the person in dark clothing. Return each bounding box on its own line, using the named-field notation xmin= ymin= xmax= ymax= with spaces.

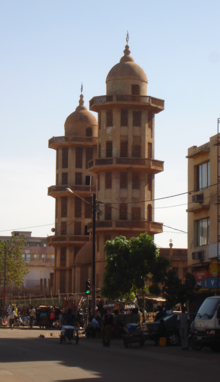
xmin=154 ymin=306 xmax=164 ymax=322
xmin=63 ymin=309 xmax=75 ymax=326
xmin=103 ymin=310 xmax=114 ymax=347
xmin=155 ymin=319 xmax=166 ymax=345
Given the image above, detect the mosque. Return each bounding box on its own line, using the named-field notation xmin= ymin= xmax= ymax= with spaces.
xmin=47 ymin=38 xmax=165 ymax=295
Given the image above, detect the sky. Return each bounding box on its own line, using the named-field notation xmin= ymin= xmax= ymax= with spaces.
xmin=0 ymin=0 xmax=219 ymax=249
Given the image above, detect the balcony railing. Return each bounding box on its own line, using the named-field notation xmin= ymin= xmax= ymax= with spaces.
xmin=48 ymin=136 xmax=98 ymax=148
xmin=88 ymin=157 xmax=163 ymax=173
xmin=48 ymin=185 xmax=96 ymax=195
xmin=89 ymin=94 xmax=164 ymax=112
xmin=87 ymin=220 xmax=163 ymax=233
xmin=47 ymin=235 xmax=91 ymax=245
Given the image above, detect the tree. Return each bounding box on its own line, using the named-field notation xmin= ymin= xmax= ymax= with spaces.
xmin=162 ymin=269 xmax=196 ymax=309
xmin=0 ymin=236 xmax=29 ymax=288
xmin=101 ymin=234 xmax=170 ymax=308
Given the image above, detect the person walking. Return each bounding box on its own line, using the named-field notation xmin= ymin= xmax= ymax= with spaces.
xmin=102 ymin=310 xmax=114 ymax=347
xmin=29 ymin=306 xmax=36 ymax=328
xmin=177 ymin=306 xmax=190 ymax=350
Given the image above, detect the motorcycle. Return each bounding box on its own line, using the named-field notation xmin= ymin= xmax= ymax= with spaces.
xmin=188 ymin=331 xmax=203 ymax=350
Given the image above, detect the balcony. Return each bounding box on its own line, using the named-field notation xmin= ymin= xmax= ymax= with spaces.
xmin=47 ymin=235 xmax=91 ymax=246
xmin=48 ymin=185 xmax=96 ymax=198
xmin=89 ymin=95 xmax=164 ymax=114
xmin=48 ymin=136 xmax=98 ymax=149
xmin=88 ymin=157 xmax=163 ymax=174
xmin=87 ymin=220 xmax=163 ymax=234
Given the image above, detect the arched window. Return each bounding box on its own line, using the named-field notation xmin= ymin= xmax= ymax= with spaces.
xmin=147 ymin=204 xmax=152 ymax=221
xmin=86 ymin=127 xmax=92 ymax=137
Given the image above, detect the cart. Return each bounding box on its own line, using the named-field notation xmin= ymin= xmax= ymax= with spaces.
xmin=60 ymin=325 xmax=79 ymax=344
xmin=123 ymin=323 xmax=146 ymax=348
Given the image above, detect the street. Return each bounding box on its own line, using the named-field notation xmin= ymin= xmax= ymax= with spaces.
xmin=0 ymin=329 xmax=219 ymax=382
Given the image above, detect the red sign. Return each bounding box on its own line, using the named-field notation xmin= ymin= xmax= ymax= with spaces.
xmin=193 ymin=270 xmax=211 ymax=281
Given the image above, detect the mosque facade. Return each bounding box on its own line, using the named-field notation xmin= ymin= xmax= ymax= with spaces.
xmin=47 ymin=41 xmax=165 ymax=295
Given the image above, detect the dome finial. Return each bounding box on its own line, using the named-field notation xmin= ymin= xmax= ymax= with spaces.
xmin=79 ymin=83 xmax=84 ymax=106
xmin=126 ymin=30 xmax=129 ymax=44
xmin=123 ymin=30 xmax=130 ymax=57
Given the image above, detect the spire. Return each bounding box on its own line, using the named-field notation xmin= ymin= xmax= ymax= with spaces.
xmin=123 ymin=30 xmax=131 ymax=57
xmin=79 ymin=83 xmax=84 ymax=106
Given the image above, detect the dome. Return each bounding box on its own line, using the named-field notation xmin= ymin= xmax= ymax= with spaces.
xmin=64 ymin=94 xmax=97 ymax=137
xmin=106 ymin=45 xmax=148 ymax=84
xmin=75 ymin=242 xmax=92 ymax=265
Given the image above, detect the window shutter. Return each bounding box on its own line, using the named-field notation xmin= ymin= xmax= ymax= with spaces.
xmin=131 ymin=207 xmax=141 ymax=220
xmin=61 ymin=197 xmax=67 ymax=217
xmin=132 ymin=173 xmax=140 ymax=189
xmin=121 ymin=109 xmax=128 ymax=126
xmin=120 ymin=172 xmax=128 ymax=188
xmin=74 ymin=222 xmax=81 ymax=235
xmin=61 ymin=222 xmax=67 ymax=235
xmin=119 ymin=203 xmax=127 ymax=220
xmin=106 ymin=141 xmax=113 ymax=157
xmin=106 ymin=111 xmax=113 ymax=127
xmin=133 ymin=111 xmax=141 ymax=127
xmin=86 ymin=148 xmax=93 ymax=169
xmin=105 ymin=205 xmax=112 ymax=220
xmin=62 ymin=148 xmax=68 ymax=168
xmin=75 ymin=197 xmax=82 ymax=218
xmin=86 ymin=127 xmax=92 ymax=137
xmin=105 ymin=172 xmax=112 ymax=189
xmin=60 ymin=247 xmax=66 ymax=267
xmin=120 ymin=138 xmax=128 ymax=157
xmin=76 ymin=147 xmax=83 ymax=168
xmin=131 ymin=85 xmax=140 ymax=95
xmin=62 ymin=173 xmax=68 ymax=185
xmin=75 ymin=172 xmax=82 ymax=185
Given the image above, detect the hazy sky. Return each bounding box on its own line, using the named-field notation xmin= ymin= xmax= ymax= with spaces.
xmin=0 ymin=0 xmax=219 ymax=249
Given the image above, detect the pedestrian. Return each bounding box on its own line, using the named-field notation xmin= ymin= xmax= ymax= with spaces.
xmin=29 ymin=306 xmax=36 ymax=328
xmin=8 ymin=309 xmax=16 ymax=329
xmin=102 ymin=309 xmax=114 ymax=347
xmin=177 ymin=306 xmax=190 ymax=350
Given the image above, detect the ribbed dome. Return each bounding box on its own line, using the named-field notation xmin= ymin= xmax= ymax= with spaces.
xmin=75 ymin=242 xmax=92 ymax=265
xmin=64 ymin=94 xmax=97 ymax=137
xmin=106 ymin=45 xmax=148 ymax=84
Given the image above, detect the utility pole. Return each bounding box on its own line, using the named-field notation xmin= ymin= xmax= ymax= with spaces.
xmin=92 ymin=193 xmax=96 ymax=316
xmin=3 ymin=245 xmax=6 ymax=316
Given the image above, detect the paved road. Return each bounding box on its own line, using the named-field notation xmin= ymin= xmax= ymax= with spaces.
xmin=0 ymin=329 xmax=219 ymax=382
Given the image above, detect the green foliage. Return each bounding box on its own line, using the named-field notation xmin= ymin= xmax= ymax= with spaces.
xmin=162 ymin=269 xmax=196 ymax=309
xmin=101 ymin=233 xmax=170 ymax=301
xmin=0 ymin=236 xmax=29 ymax=288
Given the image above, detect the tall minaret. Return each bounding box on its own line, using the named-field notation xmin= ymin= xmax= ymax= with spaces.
xmin=47 ymin=89 xmax=98 ymax=294
xmin=88 ymin=38 xmax=165 ymax=289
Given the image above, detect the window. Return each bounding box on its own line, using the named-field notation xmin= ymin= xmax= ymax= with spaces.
xmin=34 ymin=254 xmax=39 ymax=259
xmin=148 ymin=112 xmax=153 ymax=137
xmin=62 ymin=148 xmax=68 ymax=168
xmin=74 ymin=222 xmax=81 ymax=235
xmin=61 ymin=222 xmax=67 ymax=235
xmin=85 ymin=226 xmax=89 ymax=235
xmin=133 ymin=111 xmax=141 ymax=127
xmin=61 ymin=197 xmax=67 ymax=217
xmin=86 ymin=148 xmax=93 ymax=169
xmin=132 ymin=136 xmax=141 ymax=157
xmin=75 ymin=172 xmax=82 ymax=185
xmin=105 ymin=172 xmax=112 ymax=189
xmin=22 ymin=254 xmax=25 ymax=259
xmin=26 ymin=254 xmax=31 ymax=261
xmin=120 ymin=138 xmax=128 ymax=157
xmin=120 ymin=172 xmax=128 ymax=188
xmin=173 ymin=267 xmax=179 ymax=277
xmin=56 ymin=149 xmax=59 ymax=170
xmin=132 ymin=173 xmax=140 ymax=189
xmin=60 ymin=247 xmax=66 ymax=267
xmin=42 ymin=254 xmax=46 ymax=258
xmin=62 ymin=173 xmax=68 ymax=185
xmin=75 ymin=197 xmax=82 ymax=218
xmin=85 ymin=175 xmax=91 ymax=185
xmin=131 ymin=207 xmax=141 ymax=220
xmin=98 ymin=112 xmax=101 ymax=130
xmin=97 ymin=235 xmax=99 ymax=252
xmin=98 ymin=144 xmax=101 ymax=158
xmin=85 ymin=197 xmax=92 ymax=218
xmin=196 ymin=218 xmax=210 ymax=246
xmin=147 ymin=204 xmax=152 ymax=221
xmin=86 ymin=127 xmax=92 ymax=137
xmin=105 ymin=205 xmax=112 ymax=220
xmin=121 ymin=109 xmax=128 ymax=126
xmin=106 ymin=141 xmax=112 ymax=157
xmin=106 ymin=111 xmax=113 ymax=127
xmin=132 ymin=85 xmax=140 ymax=95
xmin=148 ymin=143 xmax=152 ymax=159
xmin=119 ymin=203 xmax=127 ymax=220
xmin=76 ymin=147 xmax=83 ymax=168
xmin=197 ymin=162 xmax=210 ymax=190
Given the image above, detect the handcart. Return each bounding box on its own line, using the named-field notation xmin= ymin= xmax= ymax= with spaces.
xmin=123 ymin=323 xmax=146 ymax=348
xmin=60 ymin=325 xmax=79 ymax=344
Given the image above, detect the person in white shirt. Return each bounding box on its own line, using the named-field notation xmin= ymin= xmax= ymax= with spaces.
xmin=177 ymin=306 xmax=190 ymax=350
xmin=29 ymin=306 xmax=36 ymax=328
xmin=8 ymin=310 xmax=16 ymax=328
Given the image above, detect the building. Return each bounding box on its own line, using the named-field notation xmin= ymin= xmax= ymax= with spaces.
xmin=0 ymin=231 xmax=54 ymax=295
xmin=47 ymin=40 xmax=165 ymax=294
xmin=187 ymin=132 xmax=220 ymax=300
xmin=159 ymin=241 xmax=187 ymax=281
